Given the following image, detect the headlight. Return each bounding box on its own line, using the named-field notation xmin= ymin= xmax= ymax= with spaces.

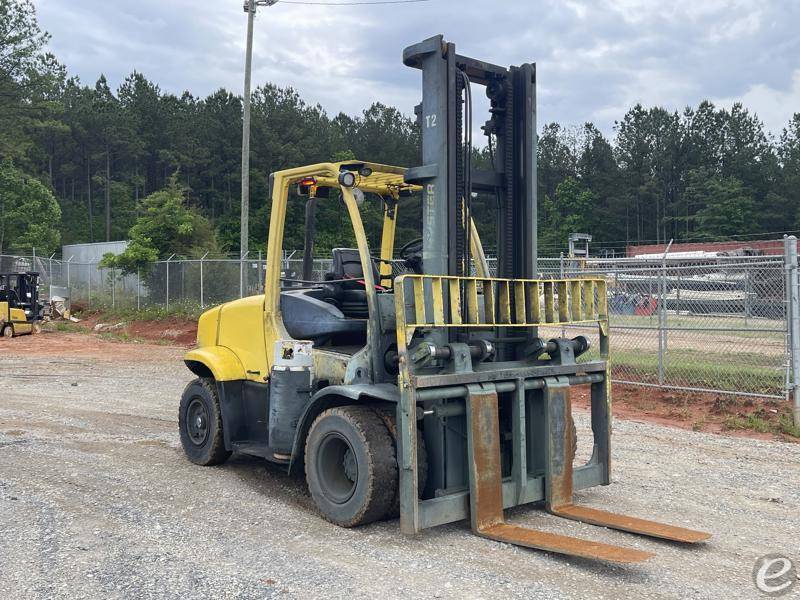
xmin=338 ymin=171 xmax=356 ymax=188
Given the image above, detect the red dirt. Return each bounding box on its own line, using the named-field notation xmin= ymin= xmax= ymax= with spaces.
xmin=0 ymin=330 xmax=182 ymax=361
xmin=71 ymin=311 xmax=198 ymax=345
xmin=572 ymin=384 xmax=797 ymax=443
xmin=126 ymin=319 xmax=197 ymax=345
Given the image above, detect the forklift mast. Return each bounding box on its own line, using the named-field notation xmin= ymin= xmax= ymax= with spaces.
xmin=404 ymin=36 xmax=536 ymax=280
xmin=404 ymin=35 xmax=537 ymax=354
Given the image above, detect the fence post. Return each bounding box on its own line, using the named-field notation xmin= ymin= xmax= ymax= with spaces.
xmin=67 ymin=256 xmax=72 ymax=290
xmin=200 ymin=252 xmax=208 ymax=308
xmin=48 ymin=252 xmax=55 ymax=288
xmin=88 ymin=260 xmax=92 ymax=307
xmin=111 ymin=268 xmax=116 ymax=307
xmin=166 ymin=254 xmax=175 ymax=310
xmin=785 ymin=236 xmax=800 ymax=426
xmin=240 ymin=251 xmax=249 ymax=299
xmin=658 ymin=240 xmax=673 ymax=386
xmin=559 ymin=253 xmax=566 ymax=337
xmin=137 ymin=268 xmax=141 ymax=311
xmin=744 ymin=267 xmax=751 ymax=326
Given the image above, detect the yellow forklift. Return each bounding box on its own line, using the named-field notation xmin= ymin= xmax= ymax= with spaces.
xmin=0 ymin=272 xmax=40 ymax=338
xmin=178 ymin=35 xmax=709 ymax=563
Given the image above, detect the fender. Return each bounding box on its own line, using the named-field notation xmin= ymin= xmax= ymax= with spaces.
xmin=184 ymin=346 xmax=246 ymax=382
xmin=287 ymin=383 xmax=400 ymax=475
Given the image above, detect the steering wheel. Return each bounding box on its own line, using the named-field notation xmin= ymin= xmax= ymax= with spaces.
xmin=398 ymin=237 xmax=424 ymax=274
xmin=399 ymin=238 xmax=423 ymax=261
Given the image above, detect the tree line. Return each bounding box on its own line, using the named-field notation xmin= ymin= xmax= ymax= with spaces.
xmin=1 ymin=0 xmax=799 ymax=261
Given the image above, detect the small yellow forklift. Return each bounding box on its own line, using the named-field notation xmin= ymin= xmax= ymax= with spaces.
xmin=0 ymin=272 xmax=40 ymax=338
xmin=178 ymin=35 xmax=709 ymax=563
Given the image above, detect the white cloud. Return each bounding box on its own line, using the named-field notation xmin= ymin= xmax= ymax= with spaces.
xmin=714 ymin=70 xmax=800 ymax=136
xmin=35 ymin=0 xmax=800 ymax=138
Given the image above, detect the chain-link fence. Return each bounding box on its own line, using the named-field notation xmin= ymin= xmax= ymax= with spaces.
xmin=4 ymin=237 xmax=800 ymax=408
xmin=538 ymin=253 xmax=790 ymax=399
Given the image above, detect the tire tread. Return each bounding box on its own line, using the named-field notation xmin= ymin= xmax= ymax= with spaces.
xmin=179 ymin=377 xmax=231 ymax=466
xmin=305 ymin=405 xmax=397 ymax=527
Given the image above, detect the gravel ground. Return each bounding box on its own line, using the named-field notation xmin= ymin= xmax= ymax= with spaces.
xmin=1 ymin=333 xmax=799 ymax=599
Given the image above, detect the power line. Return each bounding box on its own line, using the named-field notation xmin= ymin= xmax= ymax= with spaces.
xmin=277 ymin=0 xmax=428 ymax=5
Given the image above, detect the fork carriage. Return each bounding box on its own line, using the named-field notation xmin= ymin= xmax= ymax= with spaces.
xmin=394 ymin=275 xmax=611 ymax=529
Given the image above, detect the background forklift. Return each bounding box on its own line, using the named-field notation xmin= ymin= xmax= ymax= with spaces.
xmin=0 ymin=272 xmax=41 ymax=338
xmin=179 ymin=35 xmax=709 ymax=563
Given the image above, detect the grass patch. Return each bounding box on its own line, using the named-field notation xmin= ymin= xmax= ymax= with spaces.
xmin=777 ymin=415 xmax=800 ymax=438
xmin=723 ymin=414 xmax=772 ymax=433
xmin=610 ymin=314 xmax=785 ymax=338
xmin=723 ymin=412 xmax=800 ymax=438
xmin=610 ymin=349 xmax=783 ymax=395
xmin=75 ymin=303 xmax=205 ymax=323
xmin=41 ymin=321 xmax=88 ymax=334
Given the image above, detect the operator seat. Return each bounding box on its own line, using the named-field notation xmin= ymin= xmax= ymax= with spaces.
xmin=323 ymin=248 xmax=379 ymax=319
xmin=326 ymin=248 xmax=379 ymax=288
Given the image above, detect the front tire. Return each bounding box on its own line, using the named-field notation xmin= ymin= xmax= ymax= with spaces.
xmin=305 ymin=406 xmax=397 ymax=527
xmin=179 ymin=378 xmax=231 ymax=466
xmin=2 ymin=325 xmax=13 ymax=338
xmin=374 ymin=407 xmax=428 ymax=519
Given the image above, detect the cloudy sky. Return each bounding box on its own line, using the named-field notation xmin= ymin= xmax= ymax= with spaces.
xmin=37 ymin=0 xmax=800 ymax=139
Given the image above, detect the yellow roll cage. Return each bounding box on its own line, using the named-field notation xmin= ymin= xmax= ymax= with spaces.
xmin=267 ymin=160 xmax=490 ymax=292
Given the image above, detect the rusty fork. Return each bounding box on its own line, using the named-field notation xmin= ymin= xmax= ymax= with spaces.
xmin=465 ymin=381 xmax=709 ymax=564
xmin=542 ymin=377 xmax=710 ymax=544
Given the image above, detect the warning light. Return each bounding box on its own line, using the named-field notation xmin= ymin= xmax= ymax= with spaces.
xmin=297 ymin=176 xmax=319 ymax=196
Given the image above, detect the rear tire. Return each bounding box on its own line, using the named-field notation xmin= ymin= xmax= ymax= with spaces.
xmin=305 ymin=406 xmax=397 ymax=527
xmin=2 ymin=325 xmax=13 ymax=338
xmin=179 ymin=378 xmax=231 ymax=466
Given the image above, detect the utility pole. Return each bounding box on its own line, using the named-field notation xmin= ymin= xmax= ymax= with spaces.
xmin=241 ymin=0 xmax=278 ymax=259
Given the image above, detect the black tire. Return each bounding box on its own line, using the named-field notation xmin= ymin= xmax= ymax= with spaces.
xmin=179 ymin=378 xmax=231 ymax=466
xmin=305 ymin=406 xmax=397 ymax=527
xmin=374 ymin=407 xmax=428 ymax=519
xmin=2 ymin=324 xmax=13 ymax=338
